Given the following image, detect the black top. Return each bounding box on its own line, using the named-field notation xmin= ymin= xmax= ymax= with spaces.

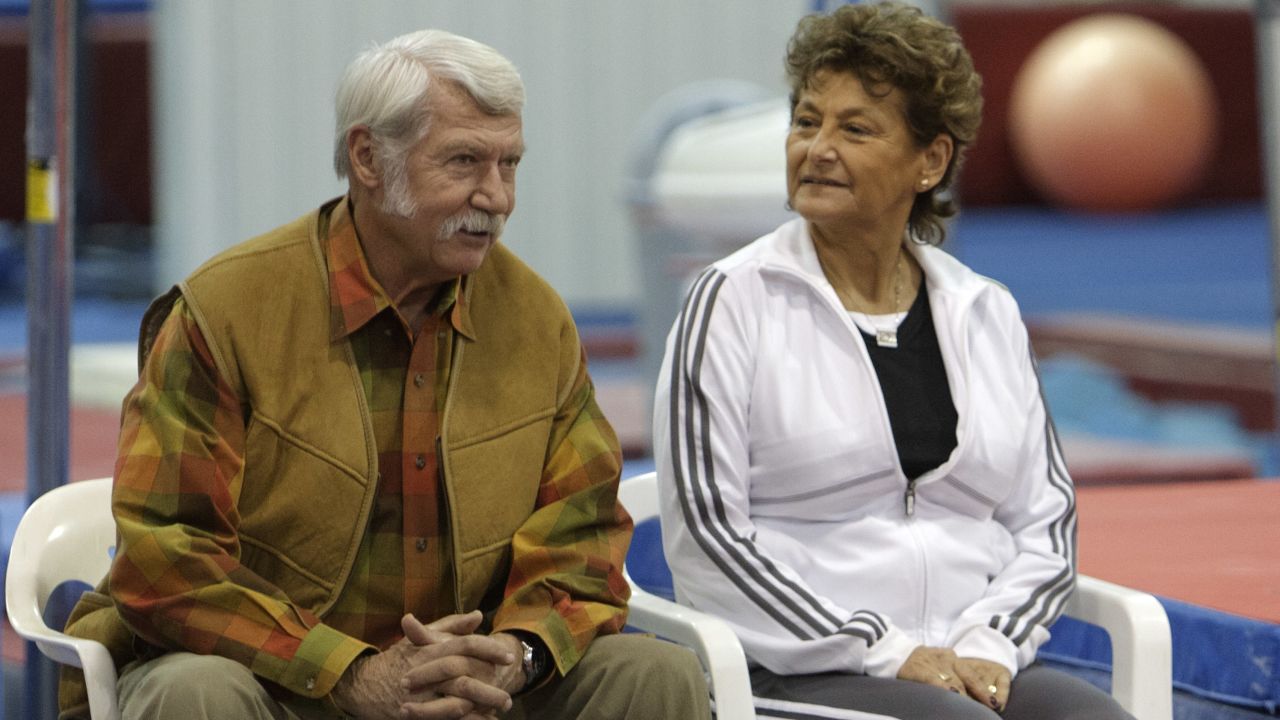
xmin=858 ymin=284 xmax=959 ymax=480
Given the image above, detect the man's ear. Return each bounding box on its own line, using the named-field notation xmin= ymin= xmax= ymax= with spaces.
xmin=347 ymin=126 xmax=381 ymax=190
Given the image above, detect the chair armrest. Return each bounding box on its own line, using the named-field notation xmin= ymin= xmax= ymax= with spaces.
xmin=1065 ymin=574 xmax=1171 ymax=720
xmin=74 ymin=636 xmax=122 ymax=720
xmin=9 ymin=623 xmax=121 ymax=720
xmin=9 ymin=622 xmax=121 ymax=720
xmin=626 ymin=583 xmax=756 ymax=719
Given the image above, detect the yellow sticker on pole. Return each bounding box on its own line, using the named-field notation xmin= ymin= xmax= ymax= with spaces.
xmin=27 ymin=160 xmax=57 ymax=224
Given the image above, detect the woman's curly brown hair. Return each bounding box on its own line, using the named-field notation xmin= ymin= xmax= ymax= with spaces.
xmin=785 ymin=1 xmax=983 ymax=245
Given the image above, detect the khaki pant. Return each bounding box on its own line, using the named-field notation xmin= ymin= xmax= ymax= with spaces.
xmin=117 ymin=634 xmax=711 ymax=720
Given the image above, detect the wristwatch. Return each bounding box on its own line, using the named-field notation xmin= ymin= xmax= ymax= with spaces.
xmin=515 ymin=632 xmax=550 ymax=691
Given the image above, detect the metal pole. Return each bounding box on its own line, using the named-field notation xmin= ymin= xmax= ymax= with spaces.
xmin=25 ymin=0 xmax=76 ymax=717
xmin=1260 ymin=0 xmax=1280 ymax=444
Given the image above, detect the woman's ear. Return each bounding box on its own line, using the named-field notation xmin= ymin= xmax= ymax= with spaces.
xmin=346 ymin=126 xmax=381 ymax=190
xmin=922 ymin=133 xmax=954 ymax=184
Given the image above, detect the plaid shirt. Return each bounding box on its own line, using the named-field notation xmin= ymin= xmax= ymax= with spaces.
xmin=109 ymin=200 xmax=630 ymax=700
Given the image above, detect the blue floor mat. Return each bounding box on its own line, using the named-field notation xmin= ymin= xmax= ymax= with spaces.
xmin=951 ymin=203 xmax=1271 ymax=330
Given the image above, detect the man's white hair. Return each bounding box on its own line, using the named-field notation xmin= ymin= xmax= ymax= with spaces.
xmin=332 ymin=29 xmax=525 ymax=190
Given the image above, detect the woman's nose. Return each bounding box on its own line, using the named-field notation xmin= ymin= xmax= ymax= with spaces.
xmin=807 ymin=128 xmax=837 ymax=163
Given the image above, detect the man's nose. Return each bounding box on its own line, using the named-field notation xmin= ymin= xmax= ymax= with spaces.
xmin=471 ymin=164 xmax=513 ymax=215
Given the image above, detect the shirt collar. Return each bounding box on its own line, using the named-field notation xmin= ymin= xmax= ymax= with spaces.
xmin=326 ymin=197 xmax=475 ymax=342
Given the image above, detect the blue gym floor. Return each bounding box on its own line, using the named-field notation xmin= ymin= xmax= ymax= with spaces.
xmin=952 ymin=202 xmax=1272 ymax=331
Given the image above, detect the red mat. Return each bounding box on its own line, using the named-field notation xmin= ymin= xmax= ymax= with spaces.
xmin=0 ymin=394 xmax=121 ymax=492
xmin=1077 ymin=479 xmax=1280 ymax=623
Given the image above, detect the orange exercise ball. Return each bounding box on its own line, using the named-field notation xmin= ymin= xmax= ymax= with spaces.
xmin=1008 ymin=14 xmax=1219 ymax=212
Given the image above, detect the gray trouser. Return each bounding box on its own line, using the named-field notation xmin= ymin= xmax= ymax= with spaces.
xmin=748 ymin=663 xmax=1137 ymax=720
xmin=117 ymin=634 xmax=711 ymax=720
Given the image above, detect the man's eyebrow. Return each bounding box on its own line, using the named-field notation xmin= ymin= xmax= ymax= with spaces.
xmin=438 ymin=140 xmax=525 ymax=159
xmin=438 ymin=140 xmax=484 ymax=156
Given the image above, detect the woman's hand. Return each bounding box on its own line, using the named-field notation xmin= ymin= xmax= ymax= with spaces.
xmin=896 ymin=645 xmax=964 ymax=694
xmin=954 ymin=656 xmax=1011 ymax=712
xmin=899 ymin=647 xmax=1012 ymax=710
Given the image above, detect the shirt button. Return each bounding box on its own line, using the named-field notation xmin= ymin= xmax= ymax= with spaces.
xmin=437 ymin=329 xmax=447 ymax=338
xmin=414 ymin=373 xmax=425 ymax=387
xmin=415 ymin=537 xmax=428 ymax=552
xmin=305 ymin=677 xmax=316 ymax=691
xmin=415 ymin=454 xmax=426 ymax=470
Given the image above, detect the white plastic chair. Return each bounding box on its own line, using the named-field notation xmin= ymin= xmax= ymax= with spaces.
xmin=618 ymin=472 xmax=757 ymax=718
xmin=619 ymin=471 xmax=1174 ymax=720
xmin=6 ymin=477 xmax=120 ymax=720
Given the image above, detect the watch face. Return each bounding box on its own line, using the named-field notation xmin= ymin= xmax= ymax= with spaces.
xmin=513 ymin=632 xmax=548 ymax=691
xmin=521 ymin=639 xmax=538 ymax=680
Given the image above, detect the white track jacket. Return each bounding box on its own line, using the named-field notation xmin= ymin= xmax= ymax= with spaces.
xmin=653 ymin=218 xmax=1076 ymax=680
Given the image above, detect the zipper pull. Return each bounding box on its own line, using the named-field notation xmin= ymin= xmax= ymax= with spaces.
xmin=904 ymin=480 xmax=916 ymax=517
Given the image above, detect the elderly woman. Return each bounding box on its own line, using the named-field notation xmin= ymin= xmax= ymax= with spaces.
xmin=653 ymin=3 xmax=1133 ymax=718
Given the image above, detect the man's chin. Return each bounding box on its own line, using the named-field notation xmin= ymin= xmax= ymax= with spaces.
xmin=439 ymin=241 xmax=495 ymax=275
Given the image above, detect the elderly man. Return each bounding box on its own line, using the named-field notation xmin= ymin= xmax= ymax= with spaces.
xmin=59 ymin=29 xmax=710 ymax=720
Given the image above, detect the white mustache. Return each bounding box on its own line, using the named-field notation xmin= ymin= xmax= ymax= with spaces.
xmin=439 ymin=209 xmax=505 ymax=239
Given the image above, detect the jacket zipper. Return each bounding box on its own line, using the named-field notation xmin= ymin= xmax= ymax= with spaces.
xmin=903 ymin=487 xmax=930 ymax=637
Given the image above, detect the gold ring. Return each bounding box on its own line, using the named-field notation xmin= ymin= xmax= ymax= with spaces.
xmin=988 ymin=684 xmax=998 ymax=694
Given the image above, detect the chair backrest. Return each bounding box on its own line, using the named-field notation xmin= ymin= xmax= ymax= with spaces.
xmin=618 ymin=471 xmax=660 ymax=525
xmin=619 ymin=471 xmax=759 ymax=719
xmin=6 ymin=478 xmax=115 ymax=638
xmin=619 ymin=471 xmax=681 ymax=601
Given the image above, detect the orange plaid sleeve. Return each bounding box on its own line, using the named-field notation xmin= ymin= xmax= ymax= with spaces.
xmin=491 ymin=348 xmax=633 ymax=675
xmin=109 ymin=297 xmax=374 ymax=698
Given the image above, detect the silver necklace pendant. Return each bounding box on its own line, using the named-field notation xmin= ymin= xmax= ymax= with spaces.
xmin=875 ymin=328 xmax=899 ymax=348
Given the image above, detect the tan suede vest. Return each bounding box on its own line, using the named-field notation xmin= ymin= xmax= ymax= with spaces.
xmin=59 ymin=198 xmax=584 ymax=717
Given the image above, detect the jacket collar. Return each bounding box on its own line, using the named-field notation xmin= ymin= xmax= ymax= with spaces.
xmin=755 ymin=218 xmax=994 ymax=310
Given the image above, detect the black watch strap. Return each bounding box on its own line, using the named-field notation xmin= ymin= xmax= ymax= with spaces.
xmin=511 ymin=631 xmax=551 ymax=691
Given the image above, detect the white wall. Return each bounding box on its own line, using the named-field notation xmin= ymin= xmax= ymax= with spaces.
xmin=152 ymin=0 xmax=811 ymax=307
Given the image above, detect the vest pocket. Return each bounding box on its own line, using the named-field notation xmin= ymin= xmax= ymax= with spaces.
xmin=445 ymin=414 xmax=551 ymax=607
xmin=239 ymin=414 xmax=371 ymax=613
